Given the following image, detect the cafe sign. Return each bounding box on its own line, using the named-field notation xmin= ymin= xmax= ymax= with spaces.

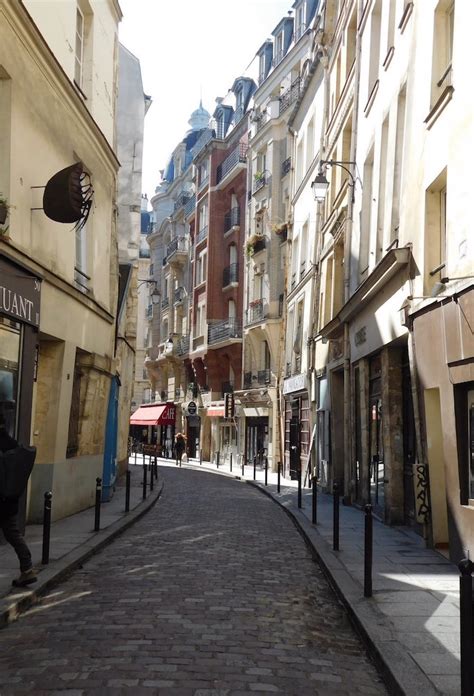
xmin=0 ymin=258 xmax=41 ymax=327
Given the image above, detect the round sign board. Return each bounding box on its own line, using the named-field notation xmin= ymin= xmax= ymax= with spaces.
xmin=187 ymin=401 xmax=197 ymax=416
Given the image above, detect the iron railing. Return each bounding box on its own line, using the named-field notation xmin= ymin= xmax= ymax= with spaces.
xmin=257 ymin=369 xmax=271 ymax=384
xmin=174 ymin=286 xmax=186 ymax=304
xmin=208 ymin=318 xmax=242 ymax=345
xmin=224 ymin=207 xmax=240 ymax=233
xmin=216 ymin=143 xmax=248 ymax=184
xmin=176 ymin=335 xmax=190 ymax=356
xmin=272 ymin=49 xmax=285 ymax=68
xmin=279 ymin=77 xmax=301 ymax=115
xmin=246 ymin=299 xmax=264 ymax=325
xmin=184 ymin=194 xmax=196 ymax=217
xmin=173 ymin=192 xmax=191 ymax=213
xmin=167 ymin=236 xmax=187 ymax=258
xmin=223 ymin=263 xmax=239 ymax=287
xmin=281 ymin=156 xmax=291 ymax=177
xmin=161 ymin=297 xmax=169 ymax=309
xmin=196 ymin=226 xmax=208 ymax=245
xmin=253 ymin=173 xmax=269 ymax=194
xmin=243 ymin=372 xmax=252 ymax=388
xmin=294 ymin=22 xmax=307 ymax=41
xmin=253 ymin=238 xmax=266 ymax=255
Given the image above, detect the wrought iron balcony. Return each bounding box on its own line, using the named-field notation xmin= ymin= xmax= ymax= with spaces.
xmin=173 ymin=192 xmax=191 ymax=213
xmin=223 ymin=263 xmax=239 ymax=287
xmin=174 ymin=286 xmax=186 ymax=304
xmin=216 ymin=143 xmax=248 ymax=184
xmin=294 ymin=22 xmax=307 ymax=42
xmin=167 ymin=236 xmax=187 ymax=260
xmin=208 ymin=318 xmax=242 ymax=345
xmin=196 ymin=226 xmax=208 ymax=245
xmin=184 ymin=194 xmax=196 ymax=217
xmin=224 ymin=207 xmax=240 ymax=233
xmin=257 ymin=369 xmax=271 ymax=384
xmin=161 ymin=297 xmax=169 ymax=309
xmin=253 ymin=173 xmax=270 ymax=194
xmin=146 ymin=304 xmax=153 ymax=319
xmin=243 ymin=371 xmax=252 ymax=388
xmin=281 ymin=156 xmax=291 ymax=177
xmin=272 ymin=49 xmax=285 ymax=68
xmin=176 ymin=334 xmax=190 ymax=356
xmin=253 ymin=238 xmax=266 ymax=255
xmin=279 ymin=77 xmax=301 ymax=115
xmin=246 ymin=299 xmax=264 ymax=325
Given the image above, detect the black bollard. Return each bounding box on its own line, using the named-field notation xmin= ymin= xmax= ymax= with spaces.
xmin=200 ymin=449 xmax=203 ymax=466
xmin=298 ymin=465 xmax=302 ymax=509
xmin=364 ymin=504 xmax=373 ymax=597
xmin=216 ymin=451 xmax=220 ymax=469
xmin=333 ymin=482 xmax=340 ymax=551
xmin=150 ymin=461 xmax=154 ymax=491
xmin=154 ymin=454 xmax=158 ymax=479
xmin=94 ymin=478 xmax=102 ymax=532
xmin=241 ymin=458 xmax=245 ymax=477
xmin=253 ymin=456 xmax=256 ymax=480
xmin=41 ymin=491 xmax=52 ymax=565
xmin=459 ymin=558 xmax=474 ymax=696
xmin=125 ymin=470 xmax=131 ymax=512
xmin=134 ymin=446 xmax=137 ymax=466
xmin=265 ymin=457 xmax=268 ymax=486
xmin=142 ymin=463 xmax=147 ymax=500
xmin=312 ymin=475 xmax=317 ymax=524
xmin=230 ymin=452 xmax=233 ymax=473
xmin=277 ymin=462 xmax=281 ymax=493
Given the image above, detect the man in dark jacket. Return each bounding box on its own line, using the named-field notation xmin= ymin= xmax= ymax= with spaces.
xmin=0 ymin=416 xmax=37 ymax=588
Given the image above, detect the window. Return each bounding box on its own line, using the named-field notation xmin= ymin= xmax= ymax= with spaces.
xmin=305 ymin=117 xmax=315 ymax=172
xmin=295 ymin=3 xmax=305 ymax=40
xmin=366 ymin=0 xmax=382 ymax=109
xmin=430 ymin=1 xmax=455 ymax=109
xmin=228 ymin=299 xmax=236 ymax=319
xmin=300 ymin=220 xmax=309 ymax=279
xmin=199 ymin=159 xmax=209 ymax=187
xmin=75 ymin=221 xmax=89 ymax=292
xmin=196 ymin=302 xmax=206 ymax=337
xmin=359 ymin=146 xmax=374 ymax=281
xmin=424 ymin=169 xmax=447 ymax=293
xmin=390 ymin=86 xmax=406 ymax=242
xmin=199 ymin=202 xmax=208 ymax=232
xmin=376 ymin=115 xmax=389 ymax=262
xmin=274 ymin=32 xmax=284 ymax=65
xmin=196 ymin=250 xmax=207 ymax=285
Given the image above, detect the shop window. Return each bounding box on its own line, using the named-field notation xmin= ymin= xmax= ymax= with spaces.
xmin=454 ymin=382 xmax=474 ymax=505
xmin=0 ymin=317 xmax=21 ymax=437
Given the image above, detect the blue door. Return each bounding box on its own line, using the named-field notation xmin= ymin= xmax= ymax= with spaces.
xmin=102 ymin=376 xmax=119 ymax=502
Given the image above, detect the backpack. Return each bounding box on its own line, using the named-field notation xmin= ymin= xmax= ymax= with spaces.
xmin=0 ymin=446 xmax=36 ymax=499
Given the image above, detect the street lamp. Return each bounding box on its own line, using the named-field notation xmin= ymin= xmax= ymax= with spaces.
xmin=311 ymin=159 xmax=357 ymax=202
xmin=137 ymin=278 xmax=161 ymax=305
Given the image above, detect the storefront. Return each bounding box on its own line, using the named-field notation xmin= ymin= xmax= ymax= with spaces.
xmin=283 ymin=373 xmax=310 ymax=481
xmin=0 ymin=253 xmax=42 ymax=527
xmin=129 ymin=402 xmax=176 ymax=457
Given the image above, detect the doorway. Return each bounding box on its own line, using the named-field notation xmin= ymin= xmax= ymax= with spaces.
xmin=369 ymin=354 xmax=384 ymax=515
xmin=246 ymin=417 xmax=268 ymax=467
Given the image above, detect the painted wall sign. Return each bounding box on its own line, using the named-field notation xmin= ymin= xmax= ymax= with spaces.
xmin=283 ymin=373 xmax=306 ymax=395
xmin=354 ymin=326 xmax=367 ymax=346
xmin=0 ymin=257 xmax=41 ymax=327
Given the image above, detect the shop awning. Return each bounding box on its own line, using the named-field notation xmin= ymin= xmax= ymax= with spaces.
xmin=130 ymin=403 xmax=176 ymax=426
xmin=207 ymin=402 xmax=225 ymax=417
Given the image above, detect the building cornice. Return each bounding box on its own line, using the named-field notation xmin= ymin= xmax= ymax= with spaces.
xmin=7 ymin=2 xmax=120 ymax=172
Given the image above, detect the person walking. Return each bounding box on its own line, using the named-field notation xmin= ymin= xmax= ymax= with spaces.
xmin=0 ymin=415 xmax=37 ymax=588
xmin=174 ymin=432 xmax=186 ymax=467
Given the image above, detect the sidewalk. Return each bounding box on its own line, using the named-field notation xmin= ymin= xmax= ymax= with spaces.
xmin=0 ymin=463 xmax=162 ymax=628
xmin=170 ymin=452 xmax=460 ymax=696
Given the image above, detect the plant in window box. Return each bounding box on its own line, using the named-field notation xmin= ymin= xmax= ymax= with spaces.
xmin=245 ymin=241 xmax=255 ymax=258
xmin=253 ymin=171 xmax=265 ymax=183
xmin=272 ymin=222 xmax=288 ymax=236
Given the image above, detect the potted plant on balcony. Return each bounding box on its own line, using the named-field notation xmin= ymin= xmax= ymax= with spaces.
xmin=246 ymin=241 xmax=255 ymax=258
xmin=253 ymin=171 xmax=265 ymax=184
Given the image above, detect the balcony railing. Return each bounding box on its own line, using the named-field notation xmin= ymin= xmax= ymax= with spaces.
xmin=281 ymin=156 xmax=291 ymax=177
xmin=174 ymin=286 xmax=186 ymax=304
xmin=253 ymin=238 xmax=266 ymax=255
xmin=175 ymin=387 xmax=182 ymax=400
xmin=216 ymin=143 xmax=248 ymax=184
xmin=208 ymin=318 xmax=242 ymax=345
xmin=176 ymin=334 xmax=190 ymax=356
xmin=257 ymin=369 xmax=271 ymax=384
xmin=272 ymin=49 xmax=285 ymax=68
xmin=167 ymin=236 xmax=187 ymax=259
xmin=196 ymin=226 xmax=208 ymax=245
xmin=146 ymin=304 xmax=153 ymax=319
xmin=199 ymin=174 xmax=209 ymax=190
xmin=279 ymin=77 xmax=301 ymax=115
xmin=243 ymin=371 xmax=252 ymax=388
xmin=253 ymin=173 xmax=269 ymax=194
xmin=184 ymin=194 xmax=196 ymax=217
xmin=246 ymin=299 xmax=264 ymax=325
xmin=223 ymin=263 xmax=238 ymax=287
xmin=224 ymin=207 xmax=240 ymax=233
xmin=161 ymin=297 xmax=169 ymax=309
xmin=173 ymin=192 xmax=191 ymax=213
xmin=294 ymin=22 xmax=307 ymax=42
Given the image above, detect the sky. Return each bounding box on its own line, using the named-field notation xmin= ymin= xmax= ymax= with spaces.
xmin=118 ymin=0 xmax=293 ymax=200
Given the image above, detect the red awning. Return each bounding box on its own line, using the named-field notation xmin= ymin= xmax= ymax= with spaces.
xmin=207 ymin=405 xmax=225 ymax=417
xmin=130 ymin=403 xmax=176 ymax=426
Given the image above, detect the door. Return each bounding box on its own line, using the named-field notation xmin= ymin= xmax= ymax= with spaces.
xmin=402 ymin=357 xmax=421 ymax=531
xmin=289 ymin=415 xmax=300 ymax=480
xmin=369 ymin=355 xmax=384 ymax=515
xmin=246 ymin=417 xmax=268 ymax=466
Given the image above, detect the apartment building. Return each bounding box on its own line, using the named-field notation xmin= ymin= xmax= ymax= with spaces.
xmin=0 ymin=0 xmax=121 ymax=520
xmin=239 ymin=0 xmax=319 ymax=474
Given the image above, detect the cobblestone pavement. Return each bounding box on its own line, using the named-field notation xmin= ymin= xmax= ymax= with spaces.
xmin=0 ymin=468 xmax=389 ymax=695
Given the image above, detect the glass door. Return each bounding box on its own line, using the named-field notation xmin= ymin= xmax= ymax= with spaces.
xmin=0 ymin=316 xmax=22 ymax=438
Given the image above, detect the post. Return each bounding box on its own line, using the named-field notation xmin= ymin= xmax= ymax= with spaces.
xmin=216 ymin=451 xmax=220 ymax=469
xmin=298 ymin=465 xmax=302 ymax=509
xmin=200 ymin=448 xmax=203 ymax=466
xmin=265 ymin=456 xmax=268 ymax=486
xmin=459 ymin=558 xmax=474 ymax=696
xmin=150 ymin=461 xmax=154 ymax=491
xmin=125 ymin=470 xmax=131 ymax=513
xmin=41 ymin=491 xmax=52 ymax=565
xmin=230 ymin=452 xmax=233 ymax=473
xmin=242 ymin=458 xmax=245 ymax=477
xmin=94 ymin=477 xmax=102 ymax=532
xmin=134 ymin=447 xmax=137 ymax=466
xmin=154 ymin=453 xmax=158 ymax=479
xmin=277 ymin=462 xmax=281 ymax=493
xmin=364 ymin=504 xmax=373 ymax=597
xmin=253 ymin=456 xmax=256 ymax=480
xmin=142 ymin=463 xmax=147 ymax=500
xmin=312 ymin=474 xmax=317 ymax=525
xmin=333 ymin=482 xmax=340 ymax=551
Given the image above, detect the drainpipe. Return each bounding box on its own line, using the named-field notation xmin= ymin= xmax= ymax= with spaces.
xmin=343 ymin=0 xmax=363 ymax=502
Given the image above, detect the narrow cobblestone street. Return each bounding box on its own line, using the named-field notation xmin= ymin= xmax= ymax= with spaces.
xmin=0 ymin=467 xmax=389 ymax=695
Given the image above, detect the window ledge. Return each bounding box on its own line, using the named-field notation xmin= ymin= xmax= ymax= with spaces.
xmin=398 ymin=2 xmax=414 ymax=34
xmin=364 ymin=79 xmax=379 ymax=117
xmin=424 ymin=86 xmax=454 ymax=130
xmin=383 ymin=46 xmax=395 ymax=71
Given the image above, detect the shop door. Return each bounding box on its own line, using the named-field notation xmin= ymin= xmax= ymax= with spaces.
xmin=289 ymin=415 xmax=300 ymax=480
xmin=369 ymin=356 xmax=384 ymax=515
xmin=246 ymin=417 xmax=268 ymax=466
xmin=402 ymin=358 xmax=421 ymax=531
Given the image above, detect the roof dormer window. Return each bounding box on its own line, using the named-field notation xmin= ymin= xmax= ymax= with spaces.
xmin=295 ymin=2 xmax=306 ymax=41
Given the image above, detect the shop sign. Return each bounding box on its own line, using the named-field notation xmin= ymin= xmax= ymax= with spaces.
xmin=187 ymin=401 xmax=197 ymax=416
xmin=0 ymin=276 xmax=41 ymax=327
xmin=283 ymin=373 xmax=306 ymax=395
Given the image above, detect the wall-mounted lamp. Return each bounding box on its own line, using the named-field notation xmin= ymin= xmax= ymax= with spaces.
xmin=311 ymin=159 xmax=357 ymax=202
xmin=137 ymin=278 xmax=161 ymax=305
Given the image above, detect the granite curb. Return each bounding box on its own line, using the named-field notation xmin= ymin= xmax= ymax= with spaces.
xmin=0 ymin=480 xmax=164 ymax=630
